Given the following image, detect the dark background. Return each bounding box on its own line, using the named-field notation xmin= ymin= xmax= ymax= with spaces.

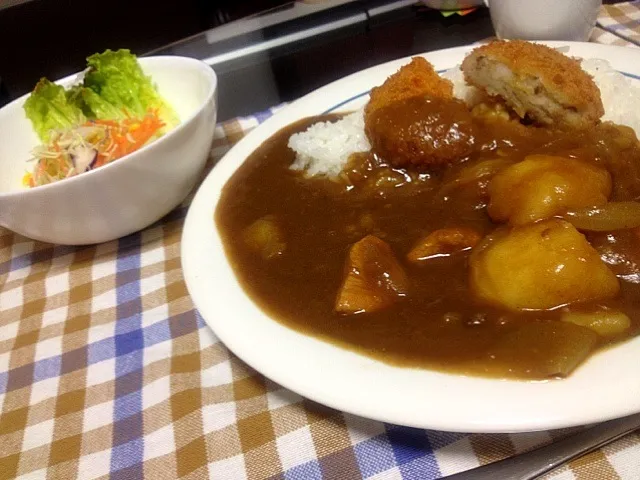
xmin=0 ymin=0 xmax=495 ymax=118
xmin=0 ymin=0 xmax=286 ymax=99
xmin=0 ymin=0 xmax=626 ymax=117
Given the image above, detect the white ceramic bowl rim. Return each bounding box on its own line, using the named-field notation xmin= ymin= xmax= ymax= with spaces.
xmin=0 ymin=56 xmax=217 ymax=199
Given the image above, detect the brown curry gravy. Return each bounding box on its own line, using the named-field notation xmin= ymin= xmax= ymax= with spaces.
xmin=215 ymin=111 xmax=640 ymax=380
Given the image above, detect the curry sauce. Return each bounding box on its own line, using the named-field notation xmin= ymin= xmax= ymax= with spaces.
xmin=216 ymin=110 xmax=640 ymax=380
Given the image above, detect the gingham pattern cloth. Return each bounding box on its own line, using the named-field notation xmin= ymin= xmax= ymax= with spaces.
xmin=591 ymin=1 xmax=640 ymax=47
xmin=4 ymin=54 xmax=640 ymax=480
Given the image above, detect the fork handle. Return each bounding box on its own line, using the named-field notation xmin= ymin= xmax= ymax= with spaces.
xmin=441 ymin=412 xmax=640 ymax=480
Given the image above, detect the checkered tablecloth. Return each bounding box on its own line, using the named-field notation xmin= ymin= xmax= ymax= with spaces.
xmin=2 ymin=109 xmax=640 ymax=480
xmin=591 ymin=1 xmax=640 ymax=47
xmin=5 ymin=21 xmax=640 ymax=480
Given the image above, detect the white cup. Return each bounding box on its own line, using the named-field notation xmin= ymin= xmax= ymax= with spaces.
xmin=485 ymin=0 xmax=602 ymax=41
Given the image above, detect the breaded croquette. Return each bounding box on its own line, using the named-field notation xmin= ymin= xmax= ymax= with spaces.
xmin=461 ymin=40 xmax=604 ymax=129
xmin=366 ymin=96 xmax=477 ymax=168
xmin=364 ymin=57 xmax=453 ymax=122
xmin=364 ymin=58 xmax=474 ymax=168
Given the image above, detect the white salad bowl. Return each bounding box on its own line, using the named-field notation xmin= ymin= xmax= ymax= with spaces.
xmin=0 ymin=56 xmax=217 ymax=245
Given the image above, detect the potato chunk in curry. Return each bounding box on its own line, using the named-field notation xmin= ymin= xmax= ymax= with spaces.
xmin=470 ymin=219 xmax=619 ymax=311
xmin=336 ymin=235 xmax=409 ymax=315
xmin=243 ymin=215 xmax=286 ymax=260
xmin=488 ymin=155 xmax=611 ymax=226
xmin=484 ymin=322 xmax=598 ymax=378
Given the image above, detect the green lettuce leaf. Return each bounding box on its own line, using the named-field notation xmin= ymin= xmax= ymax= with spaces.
xmin=76 ymin=86 xmax=127 ymax=121
xmin=23 ymin=50 xmax=179 ymax=143
xmin=23 ymin=78 xmax=86 ymax=141
xmin=83 ymin=49 xmax=179 ymax=127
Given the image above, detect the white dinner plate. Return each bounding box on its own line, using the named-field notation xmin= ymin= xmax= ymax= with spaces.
xmin=182 ymin=42 xmax=640 ymax=433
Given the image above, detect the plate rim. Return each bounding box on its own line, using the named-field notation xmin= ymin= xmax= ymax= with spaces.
xmin=182 ymin=41 xmax=640 ymax=433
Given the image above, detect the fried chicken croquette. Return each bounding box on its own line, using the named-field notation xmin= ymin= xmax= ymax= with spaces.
xmin=364 ymin=58 xmax=475 ymax=168
xmin=365 ymin=95 xmax=477 ymax=168
xmin=461 ymin=40 xmax=604 ymax=129
xmin=365 ymin=57 xmax=453 ymax=122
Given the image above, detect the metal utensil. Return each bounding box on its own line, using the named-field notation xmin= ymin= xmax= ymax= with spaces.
xmin=441 ymin=412 xmax=640 ymax=480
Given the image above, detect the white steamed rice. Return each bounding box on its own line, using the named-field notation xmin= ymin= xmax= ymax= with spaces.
xmin=581 ymin=58 xmax=640 ymax=135
xmin=288 ymin=110 xmax=370 ymax=177
xmin=289 ymin=58 xmax=640 ymax=177
xmin=440 ymin=66 xmax=485 ymax=107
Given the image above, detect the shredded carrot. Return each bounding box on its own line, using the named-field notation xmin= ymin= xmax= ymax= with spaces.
xmin=28 ymin=108 xmax=166 ymax=188
xmin=86 ymin=108 xmax=164 ymax=161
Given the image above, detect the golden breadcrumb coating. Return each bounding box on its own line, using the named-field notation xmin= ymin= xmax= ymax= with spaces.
xmin=363 ymin=58 xmax=465 ymax=167
xmin=461 ymin=40 xmax=604 ymax=129
xmin=365 ymin=57 xmax=453 ymax=122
